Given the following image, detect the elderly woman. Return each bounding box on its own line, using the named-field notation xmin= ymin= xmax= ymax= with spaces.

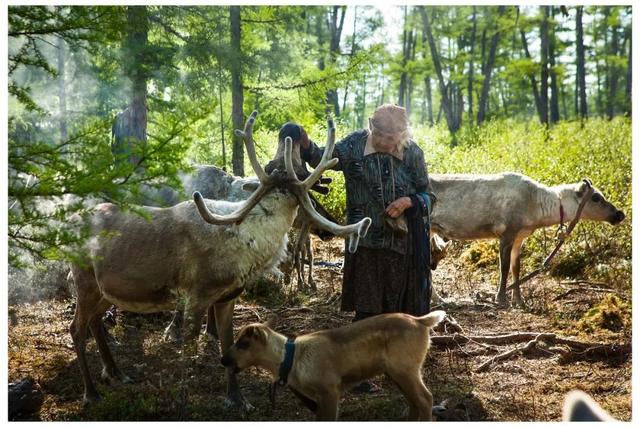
xmin=292 ymin=104 xmax=434 ymax=322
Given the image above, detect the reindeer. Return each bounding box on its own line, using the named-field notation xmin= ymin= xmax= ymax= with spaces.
xmin=428 ymin=173 xmax=625 ymax=307
xmin=68 ymin=112 xmax=371 ymax=409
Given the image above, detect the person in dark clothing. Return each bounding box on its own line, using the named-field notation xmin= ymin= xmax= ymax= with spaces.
xmin=290 ymin=104 xmax=434 ymax=319
xmin=284 ymin=105 xmax=434 ymax=391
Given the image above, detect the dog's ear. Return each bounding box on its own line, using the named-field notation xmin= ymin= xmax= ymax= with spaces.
xmin=256 ymin=327 xmax=268 ymax=344
xmin=263 ymin=314 xmax=279 ymax=330
xmin=243 ymin=325 xmax=255 ymax=338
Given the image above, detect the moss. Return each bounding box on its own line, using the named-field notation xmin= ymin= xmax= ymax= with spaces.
xmin=578 ymin=295 xmax=631 ymax=333
xmin=463 ymin=242 xmax=499 ymax=269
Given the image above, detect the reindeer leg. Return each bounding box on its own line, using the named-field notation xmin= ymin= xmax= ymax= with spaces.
xmin=181 ymin=300 xmax=208 ymax=357
xmin=215 ymin=300 xmax=254 ymax=412
xmin=70 ymin=267 xmax=103 ymax=405
xmin=204 ymin=305 xmax=219 ymax=339
xmin=307 ymin=236 xmax=316 ymax=291
xmin=164 ymin=299 xmax=184 ymax=343
xmin=89 ymin=301 xmax=131 ymax=384
xmin=510 ymin=237 xmax=526 ymax=308
xmin=496 ymin=235 xmax=514 ymax=308
xmin=294 ymin=224 xmax=310 ymax=292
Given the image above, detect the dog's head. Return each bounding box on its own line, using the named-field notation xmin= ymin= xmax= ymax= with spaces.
xmin=220 ymin=322 xmax=274 ymax=372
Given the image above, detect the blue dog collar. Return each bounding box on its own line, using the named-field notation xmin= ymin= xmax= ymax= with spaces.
xmin=277 ymin=337 xmax=296 ymax=386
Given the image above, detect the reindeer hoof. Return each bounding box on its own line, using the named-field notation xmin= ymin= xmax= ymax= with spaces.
xmin=118 ymin=372 xmax=133 ymax=384
xmin=83 ymin=391 xmax=102 ymax=406
xmin=224 ymin=396 xmax=255 ymax=414
xmin=495 ymin=294 xmax=510 ymax=308
xmin=163 ymin=328 xmax=183 ymax=345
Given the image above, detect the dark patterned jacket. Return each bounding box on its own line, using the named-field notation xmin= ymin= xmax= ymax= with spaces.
xmin=301 ymin=130 xmax=431 ymax=254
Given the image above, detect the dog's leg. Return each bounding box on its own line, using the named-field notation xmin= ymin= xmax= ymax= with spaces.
xmin=315 ymin=391 xmax=339 ymax=421
xmin=390 ymin=370 xmax=433 ymax=421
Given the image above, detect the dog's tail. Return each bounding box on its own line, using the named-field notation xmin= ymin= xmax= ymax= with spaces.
xmin=416 ymin=310 xmax=446 ymax=328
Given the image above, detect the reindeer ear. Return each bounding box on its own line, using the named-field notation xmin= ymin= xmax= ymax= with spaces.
xmin=242 ymin=181 xmax=260 ymax=192
xmin=577 ymin=180 xmax=588 ymax=197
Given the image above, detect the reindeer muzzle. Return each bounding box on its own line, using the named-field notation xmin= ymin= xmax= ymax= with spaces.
xmin=611 ymin=210 xmax=625 ymax=225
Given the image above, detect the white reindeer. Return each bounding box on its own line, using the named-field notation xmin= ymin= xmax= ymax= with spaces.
xmin=428 ymin=173 xmax=625 ymax=307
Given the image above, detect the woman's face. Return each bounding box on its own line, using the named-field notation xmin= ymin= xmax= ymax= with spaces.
xmin=370 ymin=124 xmax=405 ymax=153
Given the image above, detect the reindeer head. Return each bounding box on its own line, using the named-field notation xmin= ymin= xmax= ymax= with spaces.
xmin=430 ymin=234 xmax=452 ymax=270
xmin=192 ymin=111 xmax=371 ymax=253
xmin=575 ymin=179 xmax=625 ymax=225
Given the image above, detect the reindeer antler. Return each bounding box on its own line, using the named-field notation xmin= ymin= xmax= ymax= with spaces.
xmin=285 ymin=118 xmax=371 ymax=253
xmin=194 ymin=111 xmax=273 ymax=225
xmin=301 ymin=118 xmax=339 ymax=191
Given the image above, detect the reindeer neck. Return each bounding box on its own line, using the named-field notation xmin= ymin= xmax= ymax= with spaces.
xmin=544 ymin=184 xmax=580 ymax=226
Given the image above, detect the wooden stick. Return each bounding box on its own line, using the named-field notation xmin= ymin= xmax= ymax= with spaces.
xmin=474 ymin=334 xmax=544 ymax=372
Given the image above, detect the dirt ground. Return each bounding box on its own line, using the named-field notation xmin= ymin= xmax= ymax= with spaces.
xmin=8 ymin=238 xmax=632 ymax=421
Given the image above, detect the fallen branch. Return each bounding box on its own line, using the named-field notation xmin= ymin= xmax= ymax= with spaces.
xmin=475 ymin=334 xmax=544 ymax=372
xmin=431 ymin=332 xmax=631 ymax=367
xmin=431 ymin=332 xmax=555 ymax=346
xmin=558 ymin=343 xmax=631 ymax=363
xmin=559 ymin=280 xmax=607 ymax=286
xmin=553 ymin=287 xmax=618 ymax=301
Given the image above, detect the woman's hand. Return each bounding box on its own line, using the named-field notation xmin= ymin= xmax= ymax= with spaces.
xmin=385 ymin=196 xmax=412 ymax=218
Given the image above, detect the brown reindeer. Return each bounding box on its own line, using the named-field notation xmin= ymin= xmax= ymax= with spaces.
xmin=68 ymin=112 xmax=371 ymax=409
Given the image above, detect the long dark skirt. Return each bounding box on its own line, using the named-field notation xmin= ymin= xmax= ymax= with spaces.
xmin=341 ymin=245 xmax=431 ymax=316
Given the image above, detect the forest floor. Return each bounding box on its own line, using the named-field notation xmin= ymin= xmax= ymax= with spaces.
xmin=8 ymin=238 xmax=632 ymax=421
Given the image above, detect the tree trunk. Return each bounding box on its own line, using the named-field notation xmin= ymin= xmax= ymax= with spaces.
xmin=477 ymin=6 xmax=505 ymax=126
xmin=112 ymin=6 xmax=148 ymax=169
xmin=341 ymin=6 xmax=358 ymax=115
xmin=420 ymin=7 xmax=458 ymax=137
xmin=539 ymin=6 xmax=549 ymax=126
xmin=217 ymin=65 xmax=227 ymax=171
xmin=230 ymin=6 xmax=245 ymax=176
xmin=406 ymin=29 xmax=417 ymax=116
xmin=549 ymin=7 xmax=560 ymax=124
xmin=467 ymin=6 xmax=477 ymax=121
xmin=520 ymin=29 xmax=543 ymax=120
xmin=327 ymin=6 xmax=346 ymax=116
xmin=625 ymin=27 xmax=632 ymax=115
xmin=56 ymin=36 xmax=67 ymax=143
xmin=576 ymin=6 xmax=588 ymax=119
xmin=398 ymin=6 xmax=409 ymax=108
xmin=606 ymin=15 xmax=619 ymax=120
xmin=425 ymin=76 xmax=433 ymax=125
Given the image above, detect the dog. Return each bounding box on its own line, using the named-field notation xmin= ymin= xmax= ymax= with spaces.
xmin=221 ymin=310 xmax=446 ymax=421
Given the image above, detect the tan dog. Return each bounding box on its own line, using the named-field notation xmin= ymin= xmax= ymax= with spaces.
xmin=221 ymin=311 xmax=446 ymax=421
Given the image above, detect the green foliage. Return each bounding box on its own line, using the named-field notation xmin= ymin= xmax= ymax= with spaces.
xmin=463 ymin=241 xmax=500 ymax=269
